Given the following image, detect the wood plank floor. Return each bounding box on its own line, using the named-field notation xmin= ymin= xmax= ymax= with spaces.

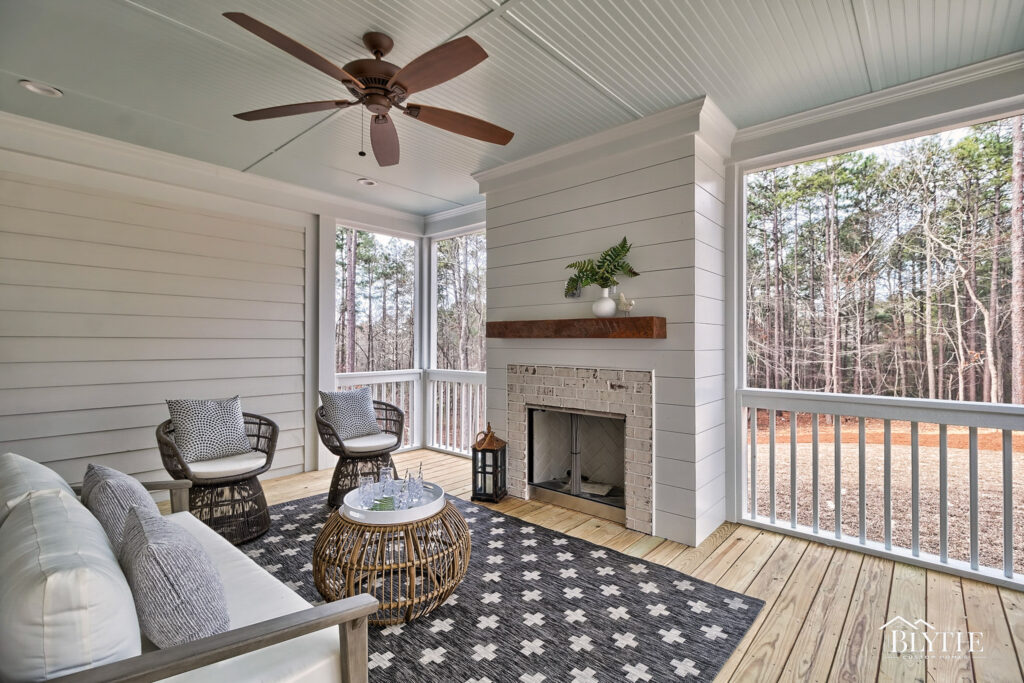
xmin=224 ymin=449 xmax=1024 ymax=682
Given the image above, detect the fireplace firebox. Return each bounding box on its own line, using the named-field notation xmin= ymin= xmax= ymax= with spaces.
xmin=527 ymin=406 xmax=625 ymax=521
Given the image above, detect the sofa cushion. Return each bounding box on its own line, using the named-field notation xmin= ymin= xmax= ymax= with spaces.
xmin=342 ymin=432 xmax=400 ymax=453
xmin=82 ymin=464 xmax=161 ymax=552
xmin=320 ymin=387 xmax=381 ymax=441
xmin=0 ymin=488 xmax=141 ymax=681
xmin=159 ymin=512 xmax=341 ymax=683
xmin=187 ymin=451 xmax=268 ymax=480
xmin=0 ymin=451 xmax=75 ymax=525
xmin=166 ymin=396 xmax=253 ymax=463
xmin=119 ymin=505 xmax=230 ymax=649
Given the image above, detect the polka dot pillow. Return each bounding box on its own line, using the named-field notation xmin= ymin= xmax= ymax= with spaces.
xmin=165 ymin=396 xmax=253 ymax=463
xmin=319 ymin=387 xmax=382 ymax=441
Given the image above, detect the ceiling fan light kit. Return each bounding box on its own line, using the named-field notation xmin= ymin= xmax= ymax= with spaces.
xmin=224 ymin=13 xmax=514 ymax=167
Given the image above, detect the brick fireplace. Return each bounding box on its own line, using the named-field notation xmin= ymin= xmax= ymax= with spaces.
xmin=505 ymin=364 xmax=654 ymax=534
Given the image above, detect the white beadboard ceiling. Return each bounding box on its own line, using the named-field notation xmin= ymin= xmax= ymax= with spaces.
xmin=1 ymin=0 xmax=1022 ymax=216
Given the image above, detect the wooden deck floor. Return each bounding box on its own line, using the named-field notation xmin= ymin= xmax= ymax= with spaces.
xmin=258 ymin=449 xmax=1024 ymax=682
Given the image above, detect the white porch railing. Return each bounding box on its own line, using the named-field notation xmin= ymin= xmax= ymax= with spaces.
xmin=334 ymin=369 xmax=486 ymax=456
xmin=739 ymin=388 xmax=1024 ymax=588
xmin=426 ymin=369 xmax=487 ymax=456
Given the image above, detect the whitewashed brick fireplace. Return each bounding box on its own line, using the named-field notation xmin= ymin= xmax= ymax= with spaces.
xmin=506 ymin=365 xmax=654 ymax=533
xmin=477 ymin=98 xmax=734 ymax=546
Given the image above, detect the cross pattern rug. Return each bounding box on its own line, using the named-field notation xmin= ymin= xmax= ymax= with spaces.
xmin=239 ymin=494 xmax=763 ymax=682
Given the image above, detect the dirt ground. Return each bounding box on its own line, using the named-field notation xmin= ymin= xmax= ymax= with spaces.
xmin=755 ymin=412 xmax=1024 ymax=452
xmin=749 ymin=431 xmax=1024 ymax=573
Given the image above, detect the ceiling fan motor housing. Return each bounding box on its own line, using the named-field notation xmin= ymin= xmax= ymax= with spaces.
xmin=342 ymin=58 xmax=407 ymax=108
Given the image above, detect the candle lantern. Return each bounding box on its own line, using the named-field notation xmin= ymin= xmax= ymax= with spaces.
xmin=471 ymin=423 xmax=507 ymax=503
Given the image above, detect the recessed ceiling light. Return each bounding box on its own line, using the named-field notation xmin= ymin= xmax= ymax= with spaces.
xmin=19 ymin=79 xmax=63 ymax=98
xmin=356 ymin=178 xmax=377 ymax=187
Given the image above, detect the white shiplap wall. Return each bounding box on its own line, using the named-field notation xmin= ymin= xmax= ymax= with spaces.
xmin=477 ymin=99 xmax=733 ymax=545
xmin=0 ymin=171 xmax=312 ymax=486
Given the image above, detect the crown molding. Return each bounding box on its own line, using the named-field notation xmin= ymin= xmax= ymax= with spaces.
xmin=732 ymin=50 xmax=1024 ymax=168
xmin=474 ymin=97 xmax=734 ymax=194
xmin=0 ymin=111 xmax=424 ymax=235
xmin=424 ymin=201 xmax=486 ymax=237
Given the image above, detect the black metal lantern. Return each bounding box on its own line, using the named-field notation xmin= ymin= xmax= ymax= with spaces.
xmin=471 ymin=423 xmax=507 ymax=503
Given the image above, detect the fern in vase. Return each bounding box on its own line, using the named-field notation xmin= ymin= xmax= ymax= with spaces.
xmin=564 ymin=237 xmax=640 ymax=298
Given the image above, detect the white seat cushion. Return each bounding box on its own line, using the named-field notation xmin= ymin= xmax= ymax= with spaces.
xmin=159 ymin=512 xmax=340 ymax=683
xmin=0 ymin=489 xmax=141 ymax=681
xmin=187 ymin=451 xmax=267 ymax=480
xmin=0 ymin=451 xmax=76 ymax=525
xmin=342 ymin=432 xmax=399 ymax=453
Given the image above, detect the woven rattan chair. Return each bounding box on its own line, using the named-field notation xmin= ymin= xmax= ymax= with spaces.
xmin=316 ymin=400 xmax=404 ymax=507
xmin=157 ymin=413 xmax=277 ymax=544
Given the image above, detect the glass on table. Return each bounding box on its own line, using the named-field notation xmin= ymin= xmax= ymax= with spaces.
xmin=379 ymin=465 xmax=394 ymax=496
xmin=358 ymin=471 xmax=376 ymax=508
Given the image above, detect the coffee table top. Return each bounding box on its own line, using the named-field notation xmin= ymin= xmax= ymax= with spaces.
xmin=341 ymin=481 xmax=446 ymax=525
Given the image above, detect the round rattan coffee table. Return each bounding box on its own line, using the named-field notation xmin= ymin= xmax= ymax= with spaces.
xmin=312 ymin=482 xmax=471 ymax=625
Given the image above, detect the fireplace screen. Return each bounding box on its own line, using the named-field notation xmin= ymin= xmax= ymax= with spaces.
xmin=527 ymin=407 xmax=625 ymax=509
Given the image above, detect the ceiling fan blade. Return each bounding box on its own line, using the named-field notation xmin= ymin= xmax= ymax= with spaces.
xmin=224 ymin=13 xmax=365 ymax=91
xmin=234 ymin=99 xmax=355 ymax=121
xmin=370 ymin=114 xmax=400 ymax=166
xmin=387 ymin=36 xmax=487 ymax=94
xmin=403 ymin=104 xmax=513 ymax=145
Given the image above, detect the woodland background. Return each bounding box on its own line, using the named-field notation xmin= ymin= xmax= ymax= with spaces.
xmin=334 ymin=230 xmax=486 ymax=373
xmin=746 ymin=114 xmax=1024 ymax=405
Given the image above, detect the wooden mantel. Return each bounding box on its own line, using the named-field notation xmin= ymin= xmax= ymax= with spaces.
xmin=486 ymin=316 xmax=666 ymax=339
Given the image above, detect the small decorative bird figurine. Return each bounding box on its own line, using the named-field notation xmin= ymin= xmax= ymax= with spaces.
xmin=616 ymin=292 xmax=636 ymax=316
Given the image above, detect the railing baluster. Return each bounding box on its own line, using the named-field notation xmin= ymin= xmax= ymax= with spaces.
xmin=1004 ymin=429 xmax=1014 ymax=578
xmin=749 ymin=407 xmax=758 ymax=518
xmin=812 ymin=413 xmax=819 ymax=534
xmin=769 ymin=409 xmax=776 ymax=524
xmin=834 ymin=416 xmax=842 ymax=539
xmin=884 ymin=419 xmax=891 ymax=551
xmin=911 ymin=421 xmax=919 ymax=556
xmin=858 ymin=417 xmax=866 ymax=545
xmin=790 ymin=411 xmax=797 ymax=529
xmin=970 ymin=426 xmax=979 ymax=571
xmin=939 ymin=424 xmax=948 ymax=563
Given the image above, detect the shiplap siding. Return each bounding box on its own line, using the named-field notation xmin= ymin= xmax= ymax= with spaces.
xmin=0 ymin=171 xmax=312 ymax=486
xmin=479 ymin=103 xmax=731 ymax=545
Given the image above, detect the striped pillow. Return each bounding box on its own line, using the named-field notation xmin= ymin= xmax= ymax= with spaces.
xmin=119 ymin=505 xmax=229 ymax=648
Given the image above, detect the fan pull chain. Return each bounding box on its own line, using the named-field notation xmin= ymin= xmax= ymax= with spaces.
xmin=358 ymin=109 xmax=367 ymax=157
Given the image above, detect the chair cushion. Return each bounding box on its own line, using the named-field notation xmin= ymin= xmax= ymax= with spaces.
xmin=82 ymin=463 xmax=161 ymax=552
xmin=187 ymin=451 xmax=268 ymax=480
xmin=0 ymin=451 xmax=75 ymax=526
xmin=0 ymin=489 xmax=141 ymax=681
xmin=342 ymin=432 xmax=399 ymax=453
xmin=159 ymin=512 xmax=341 ymax=683
xmin=320 ymin=387 xmax=382 ymax=441
xmin=166 ymin=396 xmax=253 ymax=463
xmin=119 ymin=505 xmax=230 ymax=649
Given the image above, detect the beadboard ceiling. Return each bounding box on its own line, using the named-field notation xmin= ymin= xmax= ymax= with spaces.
xmin=1 ymin=0 xmax=1022 ymax=216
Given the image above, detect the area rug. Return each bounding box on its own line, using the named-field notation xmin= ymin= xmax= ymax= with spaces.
xmin=240 ymin=495 xmax=763 ymax=682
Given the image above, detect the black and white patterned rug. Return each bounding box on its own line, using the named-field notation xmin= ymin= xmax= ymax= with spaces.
xmin=240 ymin=494 xmax=762 ymax=682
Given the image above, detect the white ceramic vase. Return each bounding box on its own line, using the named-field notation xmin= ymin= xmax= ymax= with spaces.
xmin=592 ymin=287 xmax=617 ymax=318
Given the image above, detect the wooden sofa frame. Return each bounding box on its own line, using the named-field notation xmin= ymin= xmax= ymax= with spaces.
xmin=57 ymin=480 xmax=377 ymax=683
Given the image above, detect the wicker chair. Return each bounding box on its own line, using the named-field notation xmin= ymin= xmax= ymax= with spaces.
xmin=157 ymin=413 xmax=277 ymax=545
xmin=316 ymin=400 xmax=404 ymax=507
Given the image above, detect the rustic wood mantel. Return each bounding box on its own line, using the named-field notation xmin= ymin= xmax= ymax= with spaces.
xmin=486 ymin=316 xmax=667 ymax=339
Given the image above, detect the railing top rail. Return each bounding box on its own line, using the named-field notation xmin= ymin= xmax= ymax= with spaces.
xmin=335 ymin=369 xmax=423 ymax=383
xmin=739 ymin=388 xmax=1024 ymax=430
xmin=425 ymin=368 xmax=487 ymax=383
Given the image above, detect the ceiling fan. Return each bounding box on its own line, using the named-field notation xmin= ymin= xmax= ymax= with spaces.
xmin=224 ymin=12 xmax=514 ymax=167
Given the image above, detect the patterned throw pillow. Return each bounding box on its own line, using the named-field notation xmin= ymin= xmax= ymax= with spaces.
xmin=82 ymin=464 xmax=160 ymax=552
xmin=165 ymin=396 xmax=253 ymax=463
xmin=319 ymin=387 xmax=382 ymax=441
xmin=119 ymin=505 xmax=230 ymax=649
